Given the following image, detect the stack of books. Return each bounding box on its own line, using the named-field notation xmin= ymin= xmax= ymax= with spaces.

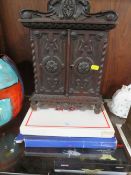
xmin=16 ymin=105 xmax=117 ymax=150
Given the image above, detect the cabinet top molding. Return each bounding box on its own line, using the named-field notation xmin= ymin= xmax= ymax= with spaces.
xmin=20 ymin=0 xmax=118 ymax=30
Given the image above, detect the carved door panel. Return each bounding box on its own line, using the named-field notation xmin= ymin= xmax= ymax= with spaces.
xmin=69 ymin=30 xmax=108 ymax=96
xmin=32 ymin=29 xmax=67 ymax=95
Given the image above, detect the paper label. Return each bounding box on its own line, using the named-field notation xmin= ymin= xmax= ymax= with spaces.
xmin=91 ymin=65 xmax=100 ymax=71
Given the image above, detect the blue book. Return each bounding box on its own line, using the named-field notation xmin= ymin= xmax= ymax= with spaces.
xmin=16 ymin=134 xmax=117 ymax=149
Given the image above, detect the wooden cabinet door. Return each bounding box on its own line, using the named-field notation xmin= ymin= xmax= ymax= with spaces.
xmin=69 ymin=30 xmax=108 ymax=96
xmin=31 ymin=29 xmax=67 ymax=95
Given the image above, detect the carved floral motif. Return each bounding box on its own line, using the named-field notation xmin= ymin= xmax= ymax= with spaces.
xmin=45 ymin=60 xmax=58 ymax=73
xmin=77 ymin=61 xmax=90 ymax=74
xmin=62 ymin=0 xmax=75 ymax=18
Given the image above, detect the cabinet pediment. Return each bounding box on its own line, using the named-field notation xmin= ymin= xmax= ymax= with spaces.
xmin=20 ymin=0 xmax=118 ymax=30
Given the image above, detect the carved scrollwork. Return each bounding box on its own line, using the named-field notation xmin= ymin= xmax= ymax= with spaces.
xmin=75 ymin=78 xmax=95 ymax=92
xmin=39 ymin=34 xmax=65 ymax=74
xmin=20 ymin=0 xmax=90 ymax=20
xmin=47 ymin=78 xmax=59 ymax=88
xmin=44 ymin=37 xmax=59 ymax=53
xmin=20 ymin=0 xmax=117 ymax=24
xmin=78 ymin=39 xmax=93 ymax=54
xmin=48 ymin=0 xmax=90 ymax=19
xmin=96 ymin=11 xmax=118 ymax=22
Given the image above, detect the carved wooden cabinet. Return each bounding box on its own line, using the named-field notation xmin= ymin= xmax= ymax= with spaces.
xmin=20 ymin=0 xmax=118 ymax=113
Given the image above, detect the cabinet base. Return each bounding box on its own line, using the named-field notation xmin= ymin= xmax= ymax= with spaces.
xmin=30 ymin=94 xmax=103 ymax=114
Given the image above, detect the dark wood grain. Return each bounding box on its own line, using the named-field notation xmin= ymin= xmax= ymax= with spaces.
xmin=90 ymin=0 xmax=131 ymax=97
xmin=0 ymin=23 xmax=5 ymax=53
xmin=0 ymin=0 xmax=48 ymax=62
xmin=0 ymin=0 xmax=131 ymax=97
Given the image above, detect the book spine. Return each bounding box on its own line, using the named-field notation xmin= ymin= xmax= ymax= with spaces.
xmin=24 ymin=139 xmax=116 ymax=149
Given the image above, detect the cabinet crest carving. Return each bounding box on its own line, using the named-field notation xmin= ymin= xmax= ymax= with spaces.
xmin=48 ymin=0 xmax=90 ymax=19
xmin=20 ymin=0 xmax=118 ymax=30
xmin=20 ymin=0 xmax=90 ymax=20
